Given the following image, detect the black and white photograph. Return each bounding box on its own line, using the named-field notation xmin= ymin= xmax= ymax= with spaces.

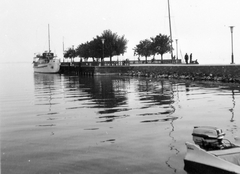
xmin=1 ymin=0 xmax=240 ymax=173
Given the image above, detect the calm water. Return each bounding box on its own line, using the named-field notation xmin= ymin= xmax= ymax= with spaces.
xmin=1 ymin=63 xmax=240 ymax=174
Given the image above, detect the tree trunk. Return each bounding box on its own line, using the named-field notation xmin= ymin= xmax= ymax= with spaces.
xmin=161 ymin=54 xmax=163 ymax=63
xmin=145 ymin=56 xmax=147 ymax=64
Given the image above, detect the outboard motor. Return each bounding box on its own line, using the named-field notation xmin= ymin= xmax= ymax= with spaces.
xmin=192 ymin=126 xmax=225 ymax=150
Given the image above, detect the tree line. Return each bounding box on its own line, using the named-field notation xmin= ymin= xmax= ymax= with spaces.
xmin=64 ymin=30 xmax=127 ymax=63
xmin=64 ymin=30 xmax=172 ymax=63
xmin=133 ymin=34 xmax=172 ymax=63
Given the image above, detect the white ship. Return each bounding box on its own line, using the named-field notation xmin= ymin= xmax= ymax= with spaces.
xmin=33 ymin=25 xmax=61 ymax=73
xmin=33 ymin=52 xmax=61 ymax=73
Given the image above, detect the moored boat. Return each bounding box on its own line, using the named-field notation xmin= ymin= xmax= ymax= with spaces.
xmin=33 ymin=52 xmax=61 ymax=73
xmin=33 ymin=24 xmax=61 ymax=74
xmin=184 ymin=126 xmax=240 ymax=174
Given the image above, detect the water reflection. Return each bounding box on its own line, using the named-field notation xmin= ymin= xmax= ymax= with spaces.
xmin=33 ymin=73 xmax=240 ymax=130
xmin=227 ymin=89 xmax=239 ymax=139
xmin=32 ymin=74 xmax=240 ymax=174
xmin=34 ymin=74 xmax=177 ymax=113
xmin=34 ymin=73 xmax=62 ymax=111
xmin=230 ymin=90 xmax=235 ymax=122
xmin=78 ymin=76 xmax=129 ymax=108
xmin=182 ymin=82 xmax=240 ymax=174
xmin=165 ymin=84 xmax=179 ymax=173
xmin=165 ymin=117 xmax=179 ymax=173
xmin=34 ymin=73 xmax=62 ymax=127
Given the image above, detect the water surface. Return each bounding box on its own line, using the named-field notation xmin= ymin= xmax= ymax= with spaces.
xmin=1 ymin=63 xmax=240 ymax=174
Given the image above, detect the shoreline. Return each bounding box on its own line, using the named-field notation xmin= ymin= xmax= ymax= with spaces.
xmin=60 ymin=63 xmax=240 ymax=83
xmin=124 ymin=64 xmax=240 ymax=83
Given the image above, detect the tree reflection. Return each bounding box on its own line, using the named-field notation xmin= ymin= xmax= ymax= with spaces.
xmin=78 ymin=76 xmax=129 ymax=108
xmin=137 ymin=80 xmax=174 ymax=106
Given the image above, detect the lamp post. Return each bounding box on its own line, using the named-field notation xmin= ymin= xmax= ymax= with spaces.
xmin=229 ymin=26 xmax=234 ymax=64
xmin=101 ymin=38 xmax=105 ymax=62
xmin=176 ymin=39 xmax=178 ymax=63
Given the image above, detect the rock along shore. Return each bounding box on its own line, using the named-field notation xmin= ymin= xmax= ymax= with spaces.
xmin=121 ymin=64 xmax=240 ymax=83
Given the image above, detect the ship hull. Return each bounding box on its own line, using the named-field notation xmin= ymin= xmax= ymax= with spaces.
xmin=33 ymin=59 xmax=61 ymax=74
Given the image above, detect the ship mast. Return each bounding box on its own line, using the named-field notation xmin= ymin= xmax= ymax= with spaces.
xmin=48 ymin=24 xmax=51 ymax=52
xmin=63 ymin=37 xmax=65 ymax=62
xmin=167 ymin=0 xmax=173 ymax=60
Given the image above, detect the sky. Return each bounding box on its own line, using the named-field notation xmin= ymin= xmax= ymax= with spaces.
xmin=1 ymin=0 xmax=240 ymax=64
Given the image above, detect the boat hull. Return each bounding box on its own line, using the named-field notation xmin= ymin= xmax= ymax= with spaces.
xmin=33 ymin=59 xmax=61 ymax=74
xmin=184 ymin=160 xmax=238 ymax=174
xmin=184 ymin=142 xmax=240 ymax=174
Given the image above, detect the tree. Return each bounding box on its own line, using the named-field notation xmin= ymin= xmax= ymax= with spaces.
xmin=73 ymin=29 xmax=128 ymax=64
xmin=151 ymin=34 xmax=172 ymax=62
xmin=76 ymin=42 xmax=89 ymax=61
xmin=90 ymin=37 xmax=102 ymax=62
xmin=64 ymin=47 xmax=76 ymax=62
xmin=76 ymin=39 xmax=102 ymax=62
xmin=101 ymin=30 xmax=128 ymax=63
xmin=116 ymin=35 xmax=128 ymax=56
xmin=133 ymin=39 xmax=152 ymax=63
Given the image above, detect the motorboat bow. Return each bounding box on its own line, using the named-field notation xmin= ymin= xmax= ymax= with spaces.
xmin=184 ymin=126 xmax=240 ymax=174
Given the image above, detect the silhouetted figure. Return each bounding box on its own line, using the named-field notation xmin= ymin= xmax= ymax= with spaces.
xmin=190 ymin=53 xmax=192 ymax=64
xmin=185 ymin=53 xmax=189 ymax=64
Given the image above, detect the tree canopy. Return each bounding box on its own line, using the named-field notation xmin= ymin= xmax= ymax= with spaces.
xmin=102 ymin=30 xmax=128 ymax=62
xmin=134 ymin=34 xmax=172 ymax=63
xmin=133 ymin=39 xmax=152 ymax=63
xmin=64 ymin=47 xmax=76 ymax=62
xmin=151 ymin=34 xmax=172 ymax=61
xmin=64 ymin=30 xmax=128 ymax=63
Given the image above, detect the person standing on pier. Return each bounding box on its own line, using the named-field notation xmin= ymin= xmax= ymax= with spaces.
xmin=185 ymin=53 xmax=189 ymax=64
xmin=190 ymin=53 xmax=192 ymax=64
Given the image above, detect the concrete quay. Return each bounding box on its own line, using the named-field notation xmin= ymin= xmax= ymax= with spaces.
xmin=60 ymin=63 xmax=240 ymax=83
xmin=126 ymin=64 xmax=240 ymax=83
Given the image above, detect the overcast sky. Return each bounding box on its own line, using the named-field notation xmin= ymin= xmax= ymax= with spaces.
xmin=1 ymin=0 xmax=240 ymax=64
